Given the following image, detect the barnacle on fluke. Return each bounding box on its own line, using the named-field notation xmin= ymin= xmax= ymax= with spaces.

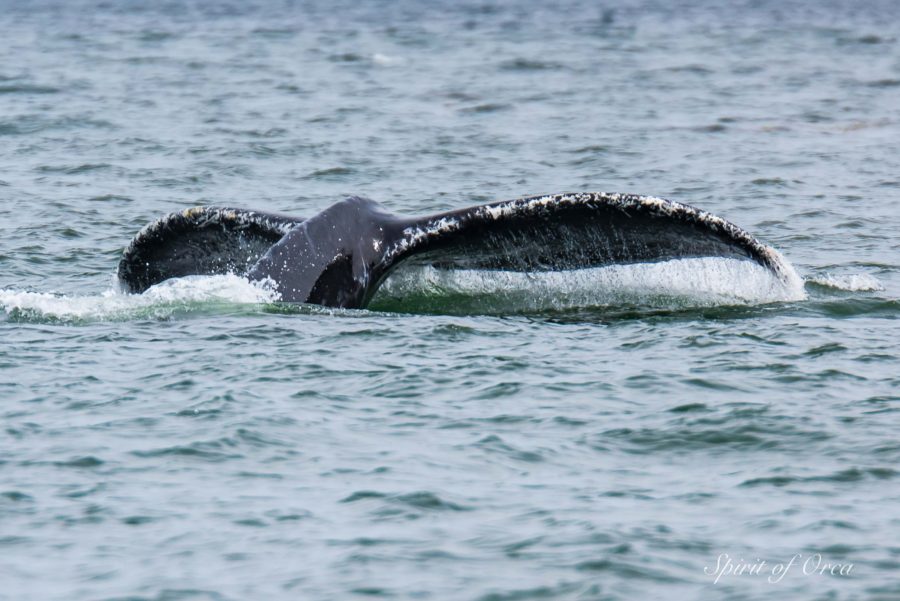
xmin=118 ymin=192 xmax=802 ymax=309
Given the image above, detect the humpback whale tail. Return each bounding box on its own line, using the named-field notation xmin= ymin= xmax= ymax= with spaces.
xmin=118 ymin=193 xmax=802 ymax=309
xmin=118 ymin=207 xmax=304 ymax=294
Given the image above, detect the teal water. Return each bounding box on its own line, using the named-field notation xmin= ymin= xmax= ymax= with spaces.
xmin=2 ymin=1 xmax=899 ymax=600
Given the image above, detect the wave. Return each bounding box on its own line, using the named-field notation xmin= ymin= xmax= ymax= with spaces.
xmin=806 ymin=273 xmax=885 ymax=292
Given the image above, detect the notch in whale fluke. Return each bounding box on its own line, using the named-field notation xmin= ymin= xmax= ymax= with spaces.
xmin=118 ymin=192 xmax=801 ymax=309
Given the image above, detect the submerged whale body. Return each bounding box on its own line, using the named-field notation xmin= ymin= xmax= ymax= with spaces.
xmin=118 ymin=192 xmax=799 ymax=309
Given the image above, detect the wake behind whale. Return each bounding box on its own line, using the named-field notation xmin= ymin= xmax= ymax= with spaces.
xmin=117 ymin=192 xmax=806 ymax=312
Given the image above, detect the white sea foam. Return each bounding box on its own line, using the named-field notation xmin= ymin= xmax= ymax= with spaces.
xmin=372 ymin=53 xmax=405 ymax=66
xmin=0 ymin=275 xmax=280 ymax=322
xmin=807 ymin=273 xmax=885 ymax=292
xmin=372 ymin=257 xmax=808 ymax=312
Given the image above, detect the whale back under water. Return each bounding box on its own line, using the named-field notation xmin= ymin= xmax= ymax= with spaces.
xmin=118 ymin=192 xmax=799 ymax=309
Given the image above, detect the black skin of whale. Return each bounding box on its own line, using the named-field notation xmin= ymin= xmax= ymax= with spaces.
xmin=247 ymin=196 xmax=404 ymax=308
xmin=118 ymin=192 xmax=791 ymax=309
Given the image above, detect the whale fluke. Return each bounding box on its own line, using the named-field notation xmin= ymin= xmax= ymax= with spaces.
xmin=118 ymin=192 xmax=799 ymax=308
xmin=118 ymin=206 xmax=303 ymax=294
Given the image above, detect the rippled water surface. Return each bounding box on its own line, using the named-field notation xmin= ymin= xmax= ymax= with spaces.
xmin=2 ymin=1 xmax=899 ymax=600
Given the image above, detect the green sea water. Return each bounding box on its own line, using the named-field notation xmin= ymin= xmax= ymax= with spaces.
xmin=1 ymin=1 xmax=899 ymax=600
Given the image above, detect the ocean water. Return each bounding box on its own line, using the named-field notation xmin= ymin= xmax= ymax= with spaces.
xmin=2 ymin=1 xmax=899 ymax=600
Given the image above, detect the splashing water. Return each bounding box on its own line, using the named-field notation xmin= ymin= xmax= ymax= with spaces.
xmin=369 ymin=257 xmax=808 ymax=314
xmin=1 ymin=258 xmax=808 ymax=322
xmin=0 ymin=275 xmax=280 ymax=323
